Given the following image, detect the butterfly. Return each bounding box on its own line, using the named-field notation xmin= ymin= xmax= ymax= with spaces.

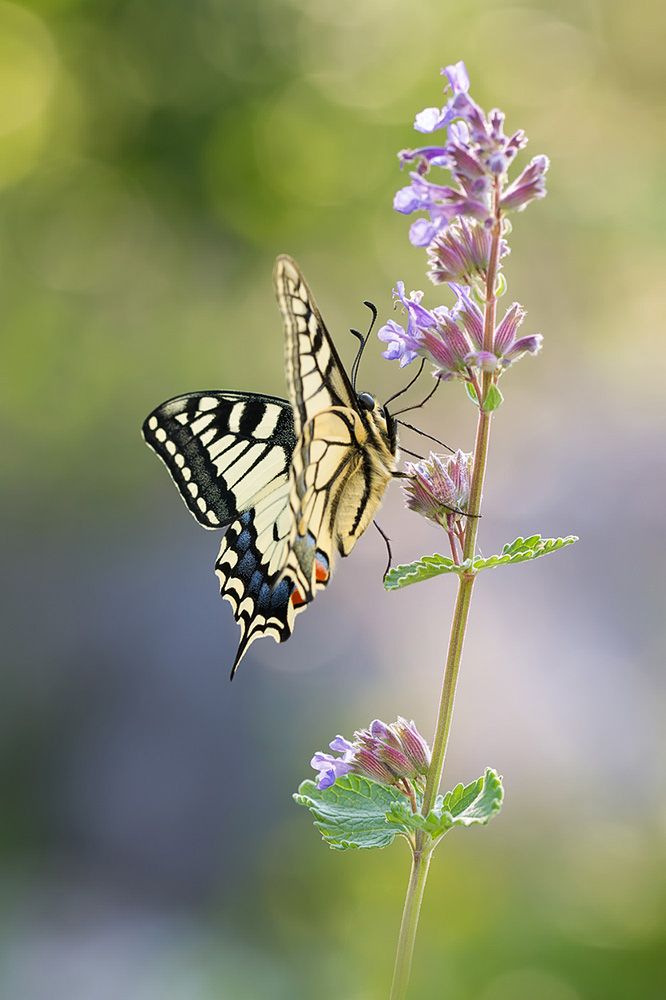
xmin=142 ymin=255 xmax=398 ymax=677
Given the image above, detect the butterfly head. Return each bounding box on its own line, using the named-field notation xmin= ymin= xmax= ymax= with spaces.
xmin=357 ymin=390 xmax=397 ymax=454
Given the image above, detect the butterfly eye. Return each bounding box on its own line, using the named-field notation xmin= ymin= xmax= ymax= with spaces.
xmin=358 ymin=392 xmax=375 ymax=411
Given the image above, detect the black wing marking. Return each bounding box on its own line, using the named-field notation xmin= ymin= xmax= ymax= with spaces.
xmin=142 ymin=391 xmax=296 ymax=528
xmin=275 ymin=254 xmax=357 ymax=436
xmin=216 ymin=506 xmax=299 ymax=678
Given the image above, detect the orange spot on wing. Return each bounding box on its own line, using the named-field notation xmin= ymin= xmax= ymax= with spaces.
xmin=315 ymin=558 xmax=329 ymax=584
xmin=290 ymin=586 xmax=306 ymax=608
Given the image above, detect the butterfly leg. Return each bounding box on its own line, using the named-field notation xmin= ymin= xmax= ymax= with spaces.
xmin=373 ymin=519 xmax=393 ymax=581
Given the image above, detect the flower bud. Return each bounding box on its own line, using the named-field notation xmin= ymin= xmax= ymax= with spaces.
xmin=402 ymin=451 xmax=473 ymax=528
xmin=310 ymin=719 xmax=432 ymax=791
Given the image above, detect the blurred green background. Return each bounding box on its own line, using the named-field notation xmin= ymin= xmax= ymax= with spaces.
xmin=2 ymin=0 xmax=665 ymax=997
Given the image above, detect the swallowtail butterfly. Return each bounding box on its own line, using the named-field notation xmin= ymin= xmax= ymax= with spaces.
xmin=143 ymin=256 xmax=398 ymax=677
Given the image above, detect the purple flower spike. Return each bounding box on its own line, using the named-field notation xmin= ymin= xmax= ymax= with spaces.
xmin=392 ymin=62 xmax=547 ymax=258
xmin=385 ymin=62 xmax=548 ymax=387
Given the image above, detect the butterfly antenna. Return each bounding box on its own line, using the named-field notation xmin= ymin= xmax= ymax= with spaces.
xmin=349 ymin=301 xmax=378 ymax=390
xmin=384 ymin=358 xmax=426 ymax=411
xmin=398 ymin=445 xmax=428 ymax=459
xmin=396 ymin=420 xmax=454 ymax=454
xmin=392 ymin=376 xmax=440 ymax=416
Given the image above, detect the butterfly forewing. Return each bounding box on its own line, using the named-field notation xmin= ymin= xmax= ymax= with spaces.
xmin=142 ymin=391 xmax=296 ymax=528
xmin=275 ymin=255 xmax=357 ymax=435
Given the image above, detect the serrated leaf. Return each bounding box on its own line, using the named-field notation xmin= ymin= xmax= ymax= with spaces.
xmin=384 ymin=535 xmax=577 ymax=590
xmin=438 ymin=767 xmax=504 ymax=826
xmin=387 ymin=768 xmax=504 ymax=841
xmin=384 ymin=553 xmax=469 ymax=590
xmin=472 ymin=534 xmax=578 ymax=572
xmin=293 ymin=775 xmax=407 ymax=850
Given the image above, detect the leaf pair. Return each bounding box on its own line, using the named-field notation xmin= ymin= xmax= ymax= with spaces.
xmin=384 ymin=534 xmax=578 ymax=591
xmin=294 ymin=768 xmax=503 ymax=851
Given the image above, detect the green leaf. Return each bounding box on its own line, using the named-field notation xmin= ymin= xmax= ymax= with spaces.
xmin=465 ymin=382 xmax=479 ymax=405
xmin=293 ymin=775 xmax=407 ymax=850
xmin=482 ymin=383 xmax=504 ymax=411
xmin=386 ymin=768 xmax=504 ymax=841
xmin=384 ymin=553 xmax=467 ymax=590
xmin=384 ymin=535 xmax=578 ymax=590
xmin=471 ymin=534 xmax=578 ymax=572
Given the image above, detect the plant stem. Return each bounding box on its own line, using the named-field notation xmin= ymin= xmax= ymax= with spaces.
xmin=388 ymin=841 xmax=434 ymax=1000
xmin=387 ymin=403 xmax=493 ymax=997
xmin=387 ymin=185 xmax=502 ymax=998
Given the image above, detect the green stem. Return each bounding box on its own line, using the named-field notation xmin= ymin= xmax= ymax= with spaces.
xmin=388 ymin=841 xmax=434 ymax=1000
xmin=421 ymin=570 xmax=476 ymax=815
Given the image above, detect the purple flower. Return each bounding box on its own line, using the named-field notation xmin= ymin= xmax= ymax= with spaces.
xmin=420 ymin=310 xmax=472 ymax=376
xmin=413 ymin=61 xmax=471 ymax=135
xmin=378 ymin=283 xmax=438 ymax=366
xmin=427 ymin=219 xmax=509 ymax=286
xmin=493 ymin=301 xmax=543 ymax=366
xmin=394 ymin=172 xmax=486 ymax=247
xmin=442 ymin=60 xmax=470 ymax=94
xmin=402 ymin=450 xmax=473 ymax=528
xmin=377 ymin=319 xmax=416 ymax=365
xmin=503 ymin=333 xmax=543 ymax=362
xmin=379 ymin=281 xmax=487 ymax=379
xmin=409 ymin=218 xmax=440 ymax=247
xmin=310 ymin=718 xmax=432 ymax=791
xmin=500 ymin=155 xmax=550 ymax=211
xmin=398 ymin=146 xmax=451 ymax=171
xmin=311 ymin=734 xmax=356 ymax=790
xmin=415 ymin=106 xmax=450 ymax=134
xmin=449 ymin=284 xmax=484 ymax=348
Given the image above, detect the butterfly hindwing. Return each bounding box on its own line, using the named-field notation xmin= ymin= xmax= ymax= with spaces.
xmin=215 ymin=505 xmax=297 ymax=675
